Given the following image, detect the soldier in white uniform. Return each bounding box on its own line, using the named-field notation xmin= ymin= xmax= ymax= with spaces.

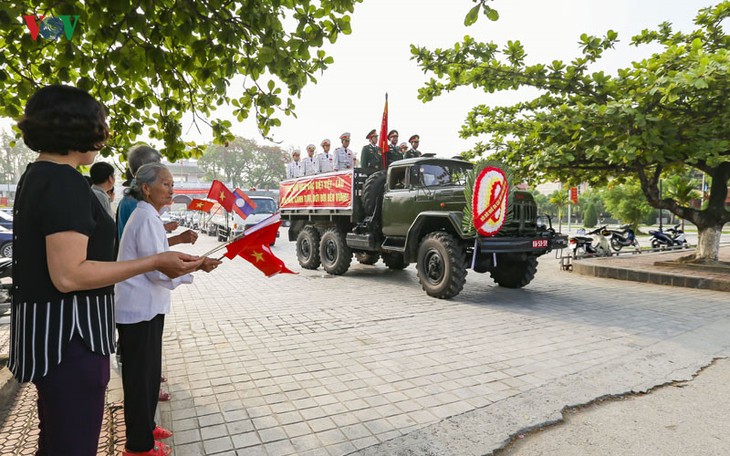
xmin=301 ymin=144 xmax=317 ymax=176
xmin=285 ymin=150 xmax=304 ymax=179
xmin=333 ymin=132 xmax=355 ymax=171
xmin=315 ymin=138 xmax=334 ymax=173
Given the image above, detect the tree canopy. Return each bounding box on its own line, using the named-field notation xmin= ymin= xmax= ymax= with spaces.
xmin=198 ymin=136 xmax=287 ymax=190
xmin=414 ymin=2 xmax=729 ymax=260
xmin=0 ymin=0 xmax=361 ymax=160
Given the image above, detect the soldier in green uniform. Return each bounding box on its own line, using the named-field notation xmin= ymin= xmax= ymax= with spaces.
xmin=405 ymin=134 xmax=421 ymax=158
xmin=386 ymin=129 xmax=404 ymax=167
xmin=360 ymin=129 xmax=382 ymax=175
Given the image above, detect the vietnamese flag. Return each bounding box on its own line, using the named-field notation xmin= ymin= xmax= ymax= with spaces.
xmin=224 ymin=223 xmax=279 ymax=259
xmin=240 ymin=244 xmax=295 ymax=277
xmin=378 ymin=93 xmax=389 ymax=170
xmin=232 ymin=188 xmax=257 ymax=219
xmin=207 ymin=180 xmax=235 ymax=212
xmin=187 ymin=198 xmax=214 ymax=213
xmin=224 ymin=217 xmax=294 ymax=276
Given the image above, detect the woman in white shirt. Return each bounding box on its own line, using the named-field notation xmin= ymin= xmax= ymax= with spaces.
xmin=116 ymin=163 xmax=220 ymax=456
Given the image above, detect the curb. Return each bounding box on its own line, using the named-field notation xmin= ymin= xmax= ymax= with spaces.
xmin=0 ymin=365 xmax=20 ymax=408
xmin=572 ymin=261 xmax=730 ymax=292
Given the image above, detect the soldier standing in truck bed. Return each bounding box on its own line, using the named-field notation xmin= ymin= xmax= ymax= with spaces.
xmin=285 ymin=150 xmax=303 ymax=179
xmin=333 ymin=132 xmax=355 ymax=171
xmin=360 ymin=129 xmax=382 ymax=175
xmin=405 ymin=134 xmax=421 ymax=158
xmin=386 ymin=129 xmax=404 ymax=167
xmin=315 ymin=138 xmax=334 ymax=173
xmin=302 ymin=144 xmax=317 ymax=176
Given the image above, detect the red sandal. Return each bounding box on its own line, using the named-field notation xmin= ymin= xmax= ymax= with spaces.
xmin=158 ymin=391 xmax=171 ymax=402
xmin=153 ymin=425 xmax=173 ymax=440
xmin=122 ymin=441 xmax=172 ymax=456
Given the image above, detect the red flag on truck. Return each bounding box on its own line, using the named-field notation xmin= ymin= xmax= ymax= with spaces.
xmin=378 ymin=94 xmax=389 ymax=170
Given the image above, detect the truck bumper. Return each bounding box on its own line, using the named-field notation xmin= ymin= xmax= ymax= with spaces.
xmin=477 ymin=234 xmax=568 ymax=254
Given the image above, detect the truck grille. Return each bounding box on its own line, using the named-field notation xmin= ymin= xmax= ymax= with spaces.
xmin=496 ymin=198 xmax=537 ymax=236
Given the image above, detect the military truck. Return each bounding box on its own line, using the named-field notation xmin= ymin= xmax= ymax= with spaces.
xmin=279 ymin=157 xmax=567 ymax=299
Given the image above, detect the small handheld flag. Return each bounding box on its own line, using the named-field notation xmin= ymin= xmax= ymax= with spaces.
xmin=187 ymin=199 xmax=214 ymax=213
xmin=207 ymin=180 xmax=236 ymax=212
xmin=232 ymin=188 xmax=257 ymax=219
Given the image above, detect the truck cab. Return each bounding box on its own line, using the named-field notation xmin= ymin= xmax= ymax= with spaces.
xmin=381 ymin=158 xmax=471 ymax=237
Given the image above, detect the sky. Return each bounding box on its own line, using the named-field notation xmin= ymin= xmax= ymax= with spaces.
xmin=1 ymin=0 xmax=722 ymax=160
xmin=193 ymin=0 xmax=719 ymax=158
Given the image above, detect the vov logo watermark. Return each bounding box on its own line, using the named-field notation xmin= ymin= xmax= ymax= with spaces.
xmin=23 ymin=15 xmax=80 ymax=41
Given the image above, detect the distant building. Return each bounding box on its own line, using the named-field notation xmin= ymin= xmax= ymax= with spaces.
xmin=165 ymin=159 xmax=206 ymax=184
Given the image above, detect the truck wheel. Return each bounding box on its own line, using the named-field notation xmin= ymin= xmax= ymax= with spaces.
xmin=319 ymin=228 xmax=352 ymax=275
xmin=416 ymin=232 xmax=466 ymax=299
xmin=382 ymin=252 xmax=409 ymax=270
xmin=490 ymin=255 xmax=538 ymax=288
xmin=296 ymin=226 xmax=321 ymax=270
xmin=355 ymin=252 xmax=379 ymax=265
xmin=362 ymin=170 xmax=386 ymax=215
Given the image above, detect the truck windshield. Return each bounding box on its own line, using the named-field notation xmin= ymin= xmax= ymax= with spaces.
xmin=414 ymin=164 xmax=471 ymax=187
xmin=252 ymin=198 xmax=277 ymax=214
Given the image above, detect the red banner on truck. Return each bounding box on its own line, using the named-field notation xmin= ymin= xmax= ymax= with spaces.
xmin=279 ymin=170 xmax=353 ymax=210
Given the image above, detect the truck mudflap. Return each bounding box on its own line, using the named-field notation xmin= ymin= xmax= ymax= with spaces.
xmin=476 ymin=234 xmax=568 ymax=255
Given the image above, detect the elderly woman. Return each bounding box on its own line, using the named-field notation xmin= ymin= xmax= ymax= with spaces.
xmin=116 ymin=163 xmax=219 ymax=456
xmin=9 ymin=85 xmax=204 ymax=455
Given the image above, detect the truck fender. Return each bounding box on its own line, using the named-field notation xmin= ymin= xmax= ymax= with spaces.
xmin=404 ymin=212 xmax=470 ymax=261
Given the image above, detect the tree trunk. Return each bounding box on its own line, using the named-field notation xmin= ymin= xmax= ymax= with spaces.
xmin=696 ymin=225 xmax=723 ymax=262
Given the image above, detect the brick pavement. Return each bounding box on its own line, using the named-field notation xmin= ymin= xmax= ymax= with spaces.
xmin=1 ymin=229 xmax=729 ymax=455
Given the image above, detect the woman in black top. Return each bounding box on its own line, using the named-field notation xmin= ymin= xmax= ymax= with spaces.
xmin=10 ymin=85 xmax=205 ymax=456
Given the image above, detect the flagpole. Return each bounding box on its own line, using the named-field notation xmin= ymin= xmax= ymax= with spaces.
xmin=204 ymin=205 xmax=222 ymax=229
xmin=200 ymin=213 xmax=282 ymax=258
xmin=200 ymin=231 xmax=246 ymax=258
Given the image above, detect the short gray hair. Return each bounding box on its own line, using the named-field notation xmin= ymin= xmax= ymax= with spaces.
xmin=129 ymin=163 xmax=169 ymax=201
xmin=122 ymin=144 xmax=162 ymax=185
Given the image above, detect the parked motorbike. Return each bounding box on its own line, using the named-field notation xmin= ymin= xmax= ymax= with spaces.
xmin=649 ymin=224 xmax=689 ymax=250
xmin=609 ymin=224 xmax=640 ymax=252
xmin=570 ymin=225 xmax=612 ymax=259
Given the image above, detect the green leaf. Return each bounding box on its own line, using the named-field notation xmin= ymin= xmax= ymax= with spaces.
xmin=485 ymin=6 xmax=499 ymax=21
xmin=464 ymin=4 xmax=480 ymax=26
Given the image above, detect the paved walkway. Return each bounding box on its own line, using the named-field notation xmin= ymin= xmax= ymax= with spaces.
xmin=0 ymin=231 xmax=728 ymax=455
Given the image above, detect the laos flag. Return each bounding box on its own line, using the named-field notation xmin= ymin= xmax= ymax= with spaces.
xmin=232 ymin=188 xmax=257 ymax=219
